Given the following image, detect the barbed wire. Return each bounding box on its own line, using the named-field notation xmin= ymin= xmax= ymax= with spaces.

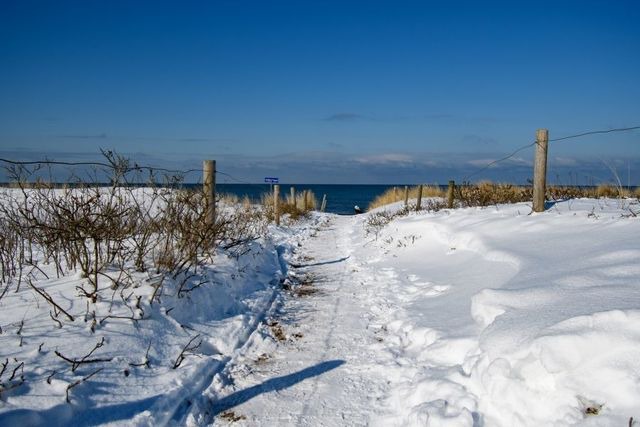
xmin=0 ymin=157 xmax=271 ymax=186
xmin=216 ymin=170 xmax=263 ymax=185
xmin=0 ymin=158 xmax=113 ymax=169
xmin=0 ymin=157 xmax=202 ymax=176
xmin=461 ymin=125 xmax=640 ymax=183
xmin=462 ymin=142 xmax=537 ymax=182
xmin=549 ymin=126 xmax=640 ymax=142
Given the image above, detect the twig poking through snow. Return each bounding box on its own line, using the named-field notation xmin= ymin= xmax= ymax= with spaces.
xmin=29 ymin=280 xmax=74 ymax=322
xmin=55 ymin=337 xmax=112 ymax=372
xmin=172 ymin=334 xmax=202 ymax=369
xmin=66 ymin=368 xmax=103 ymax=403
xmin=129 ymin=342 xmax=152 ymax=368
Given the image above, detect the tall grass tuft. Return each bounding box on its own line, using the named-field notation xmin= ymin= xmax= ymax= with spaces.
xmin=368 ymin=185 xmax=444 ymax=210
xmin=369 ymin=181 xmax=640 ymax=211
xmin=262 ymin=189 xmax=317 ymax=221
xmin=595 ymin=184 xmax=630 ymax=198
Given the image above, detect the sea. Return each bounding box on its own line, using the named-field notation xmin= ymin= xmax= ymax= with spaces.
xmin=214 ymin=184 xmax=410 ymax=215
xmin=0 ymin=181 xmax=425 ymax=214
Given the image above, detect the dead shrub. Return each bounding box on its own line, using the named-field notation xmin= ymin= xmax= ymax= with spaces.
xmin=457 ymin=181 xmax=531 ymax=207
xmin=546 ymin=186 xmax=593 ymax=200
xmin=0 ymin=152 xmax=271 ymax=304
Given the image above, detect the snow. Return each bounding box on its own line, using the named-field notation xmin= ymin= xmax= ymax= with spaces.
xmin=1 ymin=194 xmax=640 ymax=426
xmin=357 ymin=198 xmax=640 ymax=426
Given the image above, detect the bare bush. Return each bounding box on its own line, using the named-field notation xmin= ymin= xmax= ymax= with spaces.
xmin=0 ymin=152 xmax=271 ymax=306
xmin=457 ymin=181 xmax=532 ymax=207
xmin=364 ymin=205 xmax=410 ymax=238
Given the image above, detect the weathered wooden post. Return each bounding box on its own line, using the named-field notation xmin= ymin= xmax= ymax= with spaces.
xmin=303 ymin=190 xmax=309 ymax=211
xmin=447 ymin=180 xmax=455 ymax=209
xmin=394 ymin=186 xmax=398 ymax=201
xmin=290 ymin=186 xmax=296 ymax=208
xmin=203 ymin=160 xmax=216 ymax=226
xmin=321 ymin=194 xmax=327 ymax=212
xmin=274 ymin=184 xmax=280 ymax=225
xmin=416 ymin=184 xmax=423 ymax=211
xmin=404 ymin=185 xmax=409 ymax=206
xmin=533 ymin=129 xmax=549 ymax=213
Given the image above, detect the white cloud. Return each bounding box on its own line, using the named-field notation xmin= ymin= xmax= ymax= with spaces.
xmin=552 ymin=157 xmax=579 ymax=166
xmin=355 ymin=153 xmax=414 ymax=165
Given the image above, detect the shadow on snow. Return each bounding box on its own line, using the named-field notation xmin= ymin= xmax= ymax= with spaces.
xmin=210 ymin=359 xmax=346 ymax=417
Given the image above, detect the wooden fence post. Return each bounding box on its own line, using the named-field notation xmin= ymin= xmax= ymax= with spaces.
xmin=416 ymin=184 xmax=423 ymax=211
xmin=203 ymin=160 xmax=216 ymax=226
xmin=290 ymin=186 xmax=296 ymax=208
xmin=404 ymin=185 xmax=409 ymax=206
xmin=321 ymin=194 xmax=327 ymax=212
xmin=274 ymin=184 xmax=280 ymax=225
xmin=303 ymin=190 xmax=309 ymax=211
xmin=394 ymin=186 xmax=398 ymax=201
xmin=447 ymin=180 xmax=455 ymax=209
xmin=533 ymin=129 xmax=549 ymax=213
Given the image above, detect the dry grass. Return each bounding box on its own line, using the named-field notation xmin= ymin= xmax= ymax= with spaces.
xmin=457 ymin=181 xmax=531 ymax=207
xmin=547 ymin=186 xmax=593 ymax=200
xmin=368 ymin=185 xmax=444 ymax=210
xmin=595 ymin=184 xmax=630 ymax=198
xmin=286 ymin=190 xmax=318 ymax=211
xmin=369 ymin=181 xmax=640 ymax=211
xmin=218 ymin=193 xmax=240 ymax=205
xmin=262 ymin=189 xmax=317 ymax=221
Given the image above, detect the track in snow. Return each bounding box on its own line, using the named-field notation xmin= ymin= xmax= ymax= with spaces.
xmin=199 ymin=215 xmax=392 ymax=426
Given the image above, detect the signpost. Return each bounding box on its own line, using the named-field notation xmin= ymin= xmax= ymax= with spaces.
xmin=265 ymin=177 xmax=279 ymax=192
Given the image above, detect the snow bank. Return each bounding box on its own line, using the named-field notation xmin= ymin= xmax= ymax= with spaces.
xmin=357 ymin=198 xmax=640 ymax=426
xmin=0 ymin=187 xmax=322 ymax=426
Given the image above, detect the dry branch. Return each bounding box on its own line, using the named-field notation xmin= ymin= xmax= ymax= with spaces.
xmin=129 ymin=342 xmax=152 ymax=368
xmin=66 ymin=368 xmax=103 ymax=403
xmin=172 ymin=334 xmax=202 ymax=369
xmin=29 ymin=280 xmax=74 ymax=322
xmin=55 ymin=337 xmax=112 ymax=372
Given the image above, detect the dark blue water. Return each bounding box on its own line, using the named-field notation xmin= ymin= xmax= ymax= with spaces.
xmin=0 ymin=182 xmax=402 ymax=214
xmin=213 ymin=184 xmax=406 ymax=215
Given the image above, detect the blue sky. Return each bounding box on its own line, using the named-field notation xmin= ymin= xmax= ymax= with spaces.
xmin=1 ymin=0 xmax=639 ymax=184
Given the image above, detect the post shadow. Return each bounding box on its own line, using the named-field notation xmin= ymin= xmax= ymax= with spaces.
xmin=211 ymin=359 xmax=345 ymax=417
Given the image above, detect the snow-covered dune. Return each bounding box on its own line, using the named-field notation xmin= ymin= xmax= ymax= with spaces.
xmin=354 ymin=198 xmax=640 ymax=426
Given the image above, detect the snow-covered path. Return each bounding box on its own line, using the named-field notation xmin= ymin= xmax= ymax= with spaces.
xmin=195 ymin=211 xmax=524 ymax=426
xmin=199 ymin=215 xmax=391 ymax=426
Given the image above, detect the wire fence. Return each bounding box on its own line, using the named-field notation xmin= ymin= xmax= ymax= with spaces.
xmin=0 ymin=155 xmax=262 ymax=190
xmin=460 ymin=125 xmax=640 ymax=183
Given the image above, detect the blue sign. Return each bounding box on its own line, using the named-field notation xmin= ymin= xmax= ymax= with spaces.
xmin=264 ymin=177 xmax=279 ymax=183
